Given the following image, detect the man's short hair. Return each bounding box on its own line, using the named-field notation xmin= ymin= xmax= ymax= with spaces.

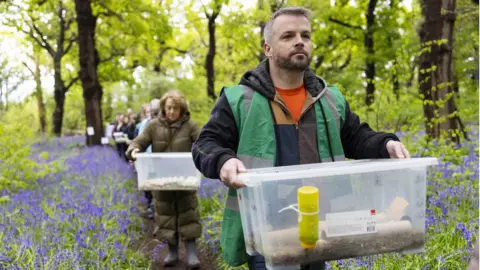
xmin=263 ymin=6 xmax=312 ymax=44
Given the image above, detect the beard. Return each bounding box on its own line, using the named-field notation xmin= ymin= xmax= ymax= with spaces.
xmin=273 ymin=51 xmax=312 ymax=71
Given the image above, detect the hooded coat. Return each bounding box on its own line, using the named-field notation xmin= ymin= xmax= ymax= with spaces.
xmin=127 ymin=112 xmax=202 ymax=244
xmin=191 ymin=60 xmax=401 ymax=266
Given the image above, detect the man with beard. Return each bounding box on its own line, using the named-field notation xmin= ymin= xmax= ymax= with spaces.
xmin=192 ymin=6 xmax=410 ymax=270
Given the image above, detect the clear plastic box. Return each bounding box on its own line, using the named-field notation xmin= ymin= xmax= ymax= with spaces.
xmin=113 ymin=132 xmax=128 ymax=143
xmin=237 ymin=158 xmax=438 ymax=269
xmin=135 ymin=152 xmax=201 ymax=191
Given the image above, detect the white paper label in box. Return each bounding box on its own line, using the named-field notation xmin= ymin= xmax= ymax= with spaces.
xmin=101 ymin=137 xmax=109 ymax=144
xmin=87 ymin=126 xmax=95 ymax=135
xmin=326 ymin=210 xmax=377 ymax=237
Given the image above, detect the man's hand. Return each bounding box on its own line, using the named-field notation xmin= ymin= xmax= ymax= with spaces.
xmin=131 ymin=148 xmax=140 ymax=160
xmin=386 ymin=140 xmax=410 ymax=159
xmin=220 ymin=158 xmax=247 ymax=189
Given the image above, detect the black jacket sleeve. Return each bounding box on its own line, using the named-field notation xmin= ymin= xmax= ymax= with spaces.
xmin=191 ymin=94 xmax=239 ymax=179
xmin=341 ymin=101 xmax=400 ymax=159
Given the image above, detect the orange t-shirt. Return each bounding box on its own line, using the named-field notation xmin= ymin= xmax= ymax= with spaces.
xmin=275 ymin=84 xmax=306 ymax=123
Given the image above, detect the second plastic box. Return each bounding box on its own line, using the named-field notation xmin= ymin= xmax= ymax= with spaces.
xmin=135 ymin=152 xmax=201 ymax=191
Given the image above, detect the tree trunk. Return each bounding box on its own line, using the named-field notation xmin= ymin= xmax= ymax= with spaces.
xmin=75 ymin=0 xmax=104 ymax=146
xmin=365 ymin=0 xmax=378 ymax=106
xmin=389 ymin=0 xmax=400 ymax=100
xmin=40 ymin=0 xmax=75 ymax=137
xmin=34 ymin=55 xmax=47 ymax=134
xmin=418 ymin=0 xmax=459 ymax=142
xmin=52 ymin=59 xmax=67 ymax=136
xmin=392 ymin=60 xmax=400 ymax=99
xmin=258 ymin=0 xmax=267 ymax=62
xmin=206 ymin=15 xmax=217 ymax=100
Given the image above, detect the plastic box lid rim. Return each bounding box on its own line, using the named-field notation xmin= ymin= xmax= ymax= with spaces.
xmin=237 ymin=157 xmax=439 ymax=186
xmin=135 ymin=152 xmax=193 ymax=159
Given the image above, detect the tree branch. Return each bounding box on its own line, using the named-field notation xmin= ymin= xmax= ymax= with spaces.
xmin=338 ymin=54 xmax=351 ymax=70
xmin=159 ymin=46 xmax=188 ymax=58
xmin=65 ymin=76 xmax=79 ymax=91
xmin=98 ymin=0 xmax=124 ymax=21
xmin=57 ymin=1 xmax=66 ymax=54
xmin=22 ymin=62 xmax=35 ymax=77
xmin=99 ymin=52 xmax=124 ymax=63
xmin=330 ymin=36 xmax=357 ymax=52
xmin=24 ymin=21 xmax=55 ymax=56
xmin=32 ymin=22 xmax=54 ymax=49
xmin=65 ymin=17 xmax=75 ymax=32
xmin=328 ymin=17 xmax=363 ymax=30
xmin=64 ymin=35 xmax=77 ymax=54
xmin=153 ymin=46 xmax=189 ymax=72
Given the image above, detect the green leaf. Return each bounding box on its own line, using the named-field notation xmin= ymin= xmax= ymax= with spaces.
xmin=0 ymin=195 xmax=11 ymax=203
xmin=40 ymin=151 xmax=50 ymax=160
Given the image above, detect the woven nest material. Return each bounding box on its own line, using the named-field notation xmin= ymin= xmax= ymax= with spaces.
xmin=138 ymin=176 xmax=199 ymax=190
xmin=260 ymin=220 xmax=424 ymax=266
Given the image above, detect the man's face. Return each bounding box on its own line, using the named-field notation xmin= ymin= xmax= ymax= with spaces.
xmin=265 ymin=15 xmax=312 ymax=71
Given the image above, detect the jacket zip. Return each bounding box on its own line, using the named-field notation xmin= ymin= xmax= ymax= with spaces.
xmin=273 ymin=97 xmax=316 ymax=141
xmin=273 ymin=98 xmax=315 ymax=129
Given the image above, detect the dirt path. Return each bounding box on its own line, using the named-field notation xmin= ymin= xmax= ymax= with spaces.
xmin=136 ymin=215 xmax=217 ymax=270
xmin=129 ymin=164 xmax=217 ymax=269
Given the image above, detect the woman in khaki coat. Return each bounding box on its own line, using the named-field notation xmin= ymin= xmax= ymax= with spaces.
xmin=126 ymin=90 xmax=202 ymax=268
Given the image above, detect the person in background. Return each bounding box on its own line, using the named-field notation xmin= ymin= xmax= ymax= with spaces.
xmin=126 ymin=112 xmax=137 ymax=140
xmin=136 ymin=104 xmax=150 ymax=137
xmin=133 ymin=112 xmax=141 ymax=138
xmin=113 ymin=114 xmax=130 ymax=162
xmin=135 ymin=99 xmax=159 ymax=220
xmin=191 ymin=6 xmax=409 ymax=270
xmin=126 ymin=90 xmax=202 ymax=268
xmin=111 ymin=112 xmax=124 ymax=153
xmin=142 ymin=103 xmax=150 ymax=120
xmin=111 ymin=112 xmax=123 ymax=125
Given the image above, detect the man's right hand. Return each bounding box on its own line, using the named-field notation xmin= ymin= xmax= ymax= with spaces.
xmin=220 ymin=158 xmax=247 ymax=189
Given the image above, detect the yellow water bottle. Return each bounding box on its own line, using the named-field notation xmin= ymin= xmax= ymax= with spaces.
xmin=298 ymin=186 xmax=319 ymax=249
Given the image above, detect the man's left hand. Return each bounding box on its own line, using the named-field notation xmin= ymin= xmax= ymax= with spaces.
xmin=386 ymin=140 xmax=410 ymax=159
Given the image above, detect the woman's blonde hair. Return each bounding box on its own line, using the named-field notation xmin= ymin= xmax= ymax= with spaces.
xmin=159 ymin=90 xmax=188 ymax=115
